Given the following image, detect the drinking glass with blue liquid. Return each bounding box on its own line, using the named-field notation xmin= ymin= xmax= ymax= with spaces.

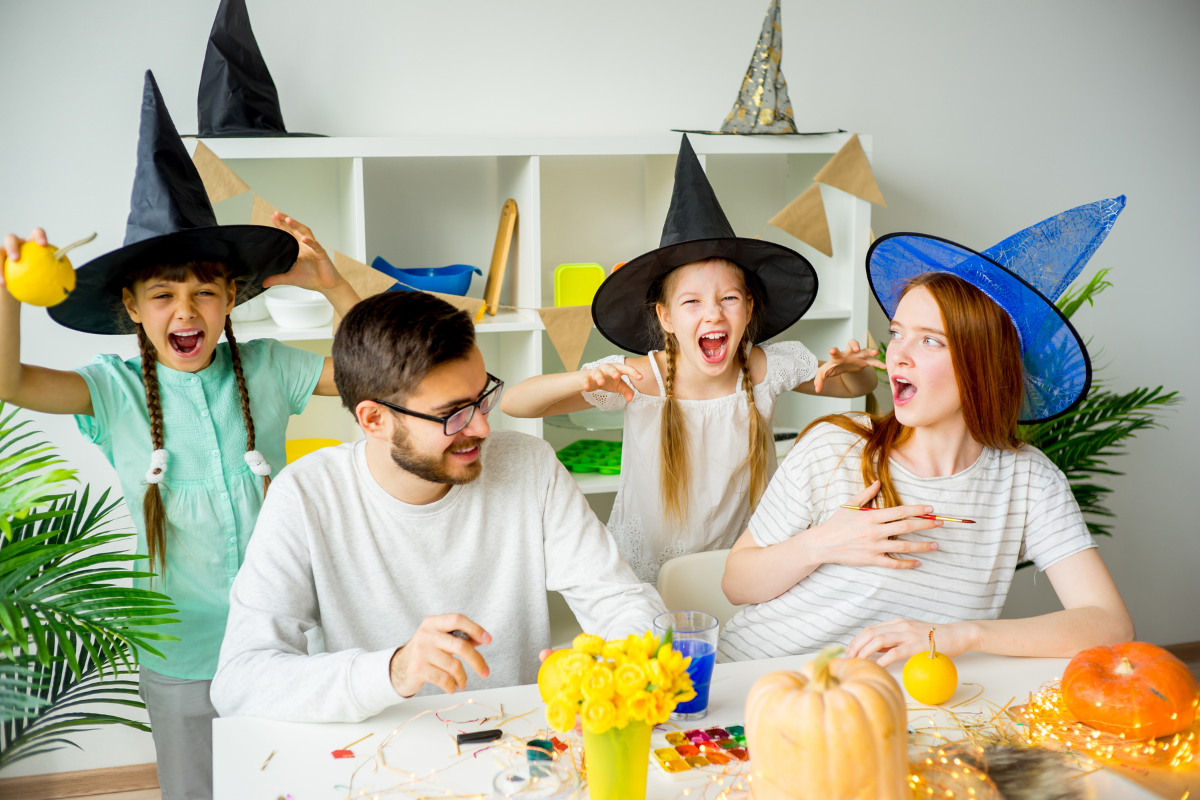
xmin=652 ymin=611 xmax=718 ymax=721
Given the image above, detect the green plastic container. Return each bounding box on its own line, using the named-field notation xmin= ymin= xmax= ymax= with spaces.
xmin=556 ymin=439 xmax=622 ymax=475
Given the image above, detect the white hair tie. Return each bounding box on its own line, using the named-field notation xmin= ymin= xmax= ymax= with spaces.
xmin=145 ymin=449 xmax=168 ymax=484
xmin=244 ymin=450 xmax=272 ymax=477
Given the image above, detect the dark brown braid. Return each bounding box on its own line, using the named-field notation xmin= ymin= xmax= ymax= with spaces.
xmin=137 ymin=324 xmax=169 ymax=577
xmin=659 ymin=333 xmax=690 ymax=530
xmin=737 ymin=343 xmax=772 ymax=511
xmin=224 ymin=318 xmax=269 ymax=494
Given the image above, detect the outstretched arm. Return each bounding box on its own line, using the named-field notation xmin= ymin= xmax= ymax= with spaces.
xmin=501 ymin=360 xmax=643 ymax=418
xmin=846 ymin=549 xmax=1134 ymax=667
xmin=0 ymin=229 xmax=93 ymax=415
xmin=794 ymin=339 xmax=884 ymax=399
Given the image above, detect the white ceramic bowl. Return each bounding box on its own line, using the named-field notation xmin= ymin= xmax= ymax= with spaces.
xmin=264 ymin=286 xmax=334 ymax=329
xmin=230 ymin=293 xmax=270 ymax=322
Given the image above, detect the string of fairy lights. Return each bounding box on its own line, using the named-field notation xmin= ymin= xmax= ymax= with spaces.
xmin=275 ymin=678 xmax=1195 ymax=800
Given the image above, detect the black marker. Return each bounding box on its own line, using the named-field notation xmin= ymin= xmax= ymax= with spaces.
xmin=457 ymin=729 xmax=503 ymax=745
xmin=450 ymin=630 xmax=471 ymax=641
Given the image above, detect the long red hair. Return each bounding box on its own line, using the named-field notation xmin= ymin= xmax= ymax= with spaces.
xmin=807 ymin=272 xmax=1024 ymax=508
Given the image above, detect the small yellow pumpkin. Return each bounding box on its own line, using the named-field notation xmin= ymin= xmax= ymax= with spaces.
xmin=745 ymin=647 xmax=910 ymax=800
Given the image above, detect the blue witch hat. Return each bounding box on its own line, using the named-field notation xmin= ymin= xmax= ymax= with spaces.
xmin=866 ymin=196 xmax=1125 ymax=422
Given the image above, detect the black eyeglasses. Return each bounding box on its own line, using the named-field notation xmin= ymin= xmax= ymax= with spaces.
xmin=373 ymin=373 xmax=504 ymax=436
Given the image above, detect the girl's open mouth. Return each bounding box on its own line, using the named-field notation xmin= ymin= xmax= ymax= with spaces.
xmin=893 ymin=376 xmax=917 ymax=405
xmin=698 ymin=331 xmax=728 ymax=363
xmin=168 ymin=329 xmax=205 ymax=357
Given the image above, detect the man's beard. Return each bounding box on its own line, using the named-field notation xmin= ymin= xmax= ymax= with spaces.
xmin=390 ymin=426 xmax=484 ymax=486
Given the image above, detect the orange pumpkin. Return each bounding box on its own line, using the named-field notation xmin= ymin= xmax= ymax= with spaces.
xmin=744 ymin=647 xmax=909 ymax=800
xmin=1062 ymin=642 xmax=1199 ymax=740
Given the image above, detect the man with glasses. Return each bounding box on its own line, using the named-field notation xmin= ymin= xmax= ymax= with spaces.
xmin=210 ymin=291 xmax=666 ymax=723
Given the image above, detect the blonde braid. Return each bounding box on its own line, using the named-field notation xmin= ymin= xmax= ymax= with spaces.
xmin=137 ymin=325 xmax=169 ymax=577
xmin=224 ymin=318 xmax=270 ymax=494
xmin=738 ymin=343 xmax=772 ymax=510
xmin=659 ymin=334 xmax=691 ymax=530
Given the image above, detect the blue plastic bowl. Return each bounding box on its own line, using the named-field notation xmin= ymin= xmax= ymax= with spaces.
xmin=372 ymin=257 xmax=482 ymax=296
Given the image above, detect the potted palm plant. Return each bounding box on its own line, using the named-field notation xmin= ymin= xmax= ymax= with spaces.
xmin=0 ymin=403 xmax=179 ymax=767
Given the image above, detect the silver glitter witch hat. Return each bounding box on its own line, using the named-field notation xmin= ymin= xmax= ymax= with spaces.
xmin=722 ymin=0 xmax=797 ymax=133
xmin=675 ymin=0 xmax=843 ymax=136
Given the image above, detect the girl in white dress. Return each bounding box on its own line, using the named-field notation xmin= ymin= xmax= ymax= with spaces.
xmin=501 ymin=136 xmax=880 ymax=584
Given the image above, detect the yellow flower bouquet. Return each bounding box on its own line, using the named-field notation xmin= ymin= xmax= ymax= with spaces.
xmin=538 ymin=630 xmax=696 ymax=800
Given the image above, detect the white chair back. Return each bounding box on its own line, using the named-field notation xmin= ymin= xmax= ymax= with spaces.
xmin=656 ymin=549 xmax=744 ymax=630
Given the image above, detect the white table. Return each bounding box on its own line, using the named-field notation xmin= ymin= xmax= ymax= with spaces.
xmin=214 ymin=652 xmax=1156 ymax=799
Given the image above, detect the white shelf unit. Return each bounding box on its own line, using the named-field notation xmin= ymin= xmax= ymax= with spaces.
xmin=199 ymin=134 xmax=875 ymax=486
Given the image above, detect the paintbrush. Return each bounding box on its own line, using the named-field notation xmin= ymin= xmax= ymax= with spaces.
xmin=840 ymin=504 xmax=975 ymax=524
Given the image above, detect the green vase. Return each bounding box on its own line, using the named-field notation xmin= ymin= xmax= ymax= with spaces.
xmin=583 ymin=720 xmax=652 ymax=800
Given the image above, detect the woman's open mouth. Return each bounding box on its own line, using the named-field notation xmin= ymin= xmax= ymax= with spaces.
xmin=168 ymin=329 xmax=205 ymax=357
xmin=698 ymin=331 xmax=728 ymax=363
xmin=893 ymin=376 xmax=917 ymax=406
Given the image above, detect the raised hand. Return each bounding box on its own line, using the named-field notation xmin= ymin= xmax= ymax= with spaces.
xmin=798 ymin=481 xmax=940 ymax=570
xmin=813 ymin=339 xmax=885 ymax=393
xmin=578 ymin=361 xmax=643 ymax=403
xmin=261 ymin=213 xmax=342 ymax=292
xmin=389 ymin=614 xmax=492 ymax=698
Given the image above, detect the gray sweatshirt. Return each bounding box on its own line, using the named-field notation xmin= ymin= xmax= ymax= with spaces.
xmin=209 ymin=431 xmax=666 ymax=723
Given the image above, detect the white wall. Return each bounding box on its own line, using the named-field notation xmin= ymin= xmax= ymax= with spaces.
xmin=1 ymin=0 xmax=1196 ymax=777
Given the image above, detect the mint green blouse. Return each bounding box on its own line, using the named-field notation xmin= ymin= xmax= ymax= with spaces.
xmin=75 ymin=339 xmax=324 ymax=679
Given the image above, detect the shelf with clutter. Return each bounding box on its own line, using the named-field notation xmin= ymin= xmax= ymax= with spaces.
xmin=192 ymin=131 xmax=878 ymax=489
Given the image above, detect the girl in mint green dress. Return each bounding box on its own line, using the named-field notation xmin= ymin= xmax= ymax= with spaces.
xmin=0 ymin=72 xmax=361 ymax=800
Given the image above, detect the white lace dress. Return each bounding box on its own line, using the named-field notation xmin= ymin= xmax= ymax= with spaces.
xmin=581 ymin=341 xmax=818 ymax=585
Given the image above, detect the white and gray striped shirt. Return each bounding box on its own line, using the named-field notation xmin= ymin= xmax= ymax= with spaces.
xmin=718 ymin=421 xmax=1095 ymax=662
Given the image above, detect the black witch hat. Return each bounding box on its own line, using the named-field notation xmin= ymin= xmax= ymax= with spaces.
xmin=194 ymin=0 xmax=321 ymax=137
xmin=591 ymin=135 xmax=818 ymax=354
xmin=50 ymin=70 xmax=298 ymax=335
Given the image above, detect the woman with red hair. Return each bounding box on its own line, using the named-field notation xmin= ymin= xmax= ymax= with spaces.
xmin=719 ymin=199 xmax=1136 ymax=665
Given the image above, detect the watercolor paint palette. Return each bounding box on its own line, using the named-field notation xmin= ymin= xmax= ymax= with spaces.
xmin=651 ymin=725 xmax=748 ymax=776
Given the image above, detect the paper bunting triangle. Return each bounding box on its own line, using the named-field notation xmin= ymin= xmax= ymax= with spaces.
xmin=813 ymin=134 xmax=886 ymax=206
xmin=191 ymin=141 xmax=250 ymax=204
xmin=769 ymin=184 xmax=833 ymax=257
xmin=330 ymin=251 xmax=397 ymax=333
xmin=250 ymin=194 xmax=282 ymax=226
xmin=720 ymin=0 xmax=798 ymax=134
xmin=537 ymin=306 xmax=594 ymax=372
xmin=431 ymin=292 xmax=485 ymax=319
xmin=332 ymin=251 xmax=397 ymax=299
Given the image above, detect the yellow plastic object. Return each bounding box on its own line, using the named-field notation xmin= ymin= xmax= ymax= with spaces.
xmin=285 ymin=438 xmax=343 ymax=464
xmin=553 ymin=263 xmax=606 ymax=307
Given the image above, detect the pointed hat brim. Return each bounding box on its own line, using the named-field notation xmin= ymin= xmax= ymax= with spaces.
xmin=182 ymin=131 xmax=326 ymax=138
xmin=867 ymin=232 xmax=1091 ymax=423
xmin=592 ymin=236 xmax=818 ymax=355
xmin=48 ymin=225 xmax=298 ymax=335
xmin=673 ymin=128 xmax=847 ymax=136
